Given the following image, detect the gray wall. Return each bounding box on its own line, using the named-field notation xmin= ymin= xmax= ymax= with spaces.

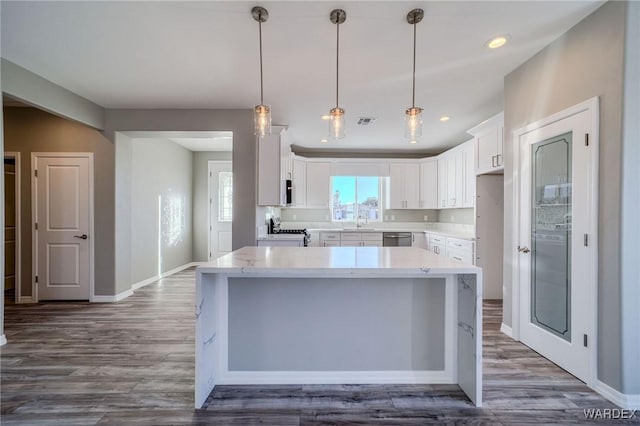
xmin=620 ymin=1 xmax=640 ymax=395
xmin=131 ymin=138 xmax=193 ymax=283
xmin=114 ymin=133 xmax=133 ymax=294
xmin=3 ymin=107 xmax=116 ymax=297
xmin=437 ymin=208 xmax=475 ymax=225
xmin=192 ymin=151 xmax=232 ymax=262
xmin=503 ymin=1 xmax=626 ymax=391
xmin=1 ymin=59 xmax=104 ymax=129
xmin=104 ymin=109 xmax=255 ymax=258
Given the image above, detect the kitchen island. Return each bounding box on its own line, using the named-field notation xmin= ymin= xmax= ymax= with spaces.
xmin=195 ymin=246 xmax=482 ymax=408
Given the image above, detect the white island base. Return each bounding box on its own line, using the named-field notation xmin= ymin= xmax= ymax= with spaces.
xmin=195 ymin=247 xmax=482 ymax=408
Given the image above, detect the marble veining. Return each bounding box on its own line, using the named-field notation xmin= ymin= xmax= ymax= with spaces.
xmin=200 ymin=247 xmax=480 ymax=276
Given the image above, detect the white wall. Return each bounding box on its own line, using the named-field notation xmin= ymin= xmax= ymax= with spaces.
xmin=131 ymin=138 xmax=193 ymax=283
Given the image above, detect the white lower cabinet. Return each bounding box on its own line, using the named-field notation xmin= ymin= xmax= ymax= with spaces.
xmin=320 ymin=231 xmax=383 ymax=247
xmin=425 ymin=233 xmax=474 ymax=264
xmin=411 ymin=232 xmax=427 ymax=249
xmin=257 ymin=239 xmax=303 ymax=247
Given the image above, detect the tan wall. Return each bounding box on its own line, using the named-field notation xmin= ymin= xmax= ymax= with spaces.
xmin=3 ymin=107 xmax=115 ymax=297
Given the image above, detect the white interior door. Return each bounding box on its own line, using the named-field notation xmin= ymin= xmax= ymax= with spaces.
xmin=518 ymin=109 xmax=595 ymax=383
xmin=34 ymin=154 xmax=92 ymax=300
xmin=209 ymin=162 xmax=232 ymax=260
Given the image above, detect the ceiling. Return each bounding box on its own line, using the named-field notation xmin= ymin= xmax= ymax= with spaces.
xmin=1 ymin=1 xmax=604 ymax=153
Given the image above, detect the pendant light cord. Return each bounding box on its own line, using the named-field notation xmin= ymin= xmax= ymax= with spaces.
xmin=259 ymin=14 xmax=264 ymax=105
xmin=412 ymin=19 xmax=416 ymax=108
xmin=336 ymin=18 xmax=340 ymax=109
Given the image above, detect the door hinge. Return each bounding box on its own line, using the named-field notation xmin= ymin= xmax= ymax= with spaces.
xmin=585 ymin=133 xmax=589 ymax=146
xmin=34 ymin=169 xmax=38 ymax=177
xmin=584 ymin=334 xmax=588 ymax=347
xmin=35 ymin=275 xmax=38 ymax=283
xmin=35 ymin=222 xmax=38 ymax=230
xmin=584 ymin=233 xmax=589 ymax=246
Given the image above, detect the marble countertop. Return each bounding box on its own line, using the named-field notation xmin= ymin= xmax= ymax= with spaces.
xmin=308 ymin=227 xmax=475 ymax=240
xmin=257 ymin=234 xmax=305 ymax=241
xmin=198 ymin=246 xmax=480 ymax=275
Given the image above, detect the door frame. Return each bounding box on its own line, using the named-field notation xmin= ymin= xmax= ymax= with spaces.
xmin=207 ymin=160 xmax=232 ymax=261
xmin=4 ymin=152 xmax=21 ymax=304
xmin=31 ymin=152 xmax=95 ymax=302
xmin=511 ymin=97 xmax=599 ymax=386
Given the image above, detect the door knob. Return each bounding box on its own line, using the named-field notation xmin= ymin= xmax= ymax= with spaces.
xmin=517 ymin=245 xmax=530 ymax=253
xmin=74 ymin=234 xmax=88 ymax=240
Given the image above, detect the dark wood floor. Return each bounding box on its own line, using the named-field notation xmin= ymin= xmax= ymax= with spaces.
xmin=1 ymin=268 xmax=631 ymax=425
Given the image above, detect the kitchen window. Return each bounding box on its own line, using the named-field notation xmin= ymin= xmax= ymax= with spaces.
xmin=331 ymin=176 xmax=381 ymax=222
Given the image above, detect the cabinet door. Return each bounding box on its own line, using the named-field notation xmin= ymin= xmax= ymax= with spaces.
xmin=411 ymin=232 xmax=427 ymax=249
xmin=306 ymin=162 xmax=331 ymax=208
xmin=446 ymin=154 xmax=458 ymax=208
xmin=389 ymin=163 xmax=406 ymax=209
xmin=496 ymin=123 xmax=504 ymax=167
xmin=404 ymin=163 xmax=420 ymax=209
xmin=257 ymin=133 xmax=282 ymax=206
xmin=476 ymin=126 xmax=499 ymax=173
xmin=420 ymin=159 xmax=438 ymax=209
xmin=322 ymin=241 xmax=340 ymax=247
xmin=454 ymin=149 xmax=464 ymax=208
xmin=361 ymin=241 xmax=382 ymax=247
xmin=463 ymin=142 xmax=476 ymax=208
xmin=437 ymin=157 xmax=447 ymax=209
xmin=292 ymin=158 xmax=307 ymax=207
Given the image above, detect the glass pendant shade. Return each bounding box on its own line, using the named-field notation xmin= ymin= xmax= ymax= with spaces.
xmin=405 ymin=106 xmax=423 ymax=140
xmin=254 ymin=104 xmax=271 ymax=137
xmin=329 ymin=107 xmax=346 ymax=140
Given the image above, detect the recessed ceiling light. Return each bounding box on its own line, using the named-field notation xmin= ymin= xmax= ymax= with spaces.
xmin=439 ymin=115 xmax=450 ymax=122
xmin=321 ymin=115 xmax=330 ymax=120
xmin=321 ymin=139 xmax=328 ymax=143
xmin=486 ymin=35 xmax=508 ymax=49
xmin=409 ymin=140 xmax=418 ymax=144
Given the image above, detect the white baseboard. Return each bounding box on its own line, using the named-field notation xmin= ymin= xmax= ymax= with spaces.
xmin=0 ymin=334 xmax=6 ymax=346
xmin=218 ymin=370 xmax=454 ymax=386
xmin=18 ymin=296 xmax=34 ymax=304
xmin=132 ymin=262 xmax=202 ymax=290
xmin=594 ymin=380 xmax=640 ymax=409
xmin=500 ymin=323 xmax=513 ymax=338
xmin=92 ymin=288 xmax=134 ymax=303
xmin=95 ymin=262 xmax=201 ymax=303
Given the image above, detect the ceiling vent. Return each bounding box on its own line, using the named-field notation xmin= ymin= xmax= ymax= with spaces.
xmin=356 ymin=117 xmax=376 ymax=126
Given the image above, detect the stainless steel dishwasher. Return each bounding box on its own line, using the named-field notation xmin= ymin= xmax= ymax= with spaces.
xmin=383 ymin=232 xmax=412 ymax=247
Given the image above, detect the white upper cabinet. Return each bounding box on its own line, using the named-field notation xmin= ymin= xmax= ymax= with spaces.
xmin=462 ymin=140 xmax=476 ymax=208
xmin=257 ymin=127 xmax=289 ymax=206
xmin=306 ymin=161 xmax=331 ymax=208
xmin=468 ymin=112 xmax=504 ymax=175
xmin=389 ymin=162 xmax=419 ymax=209
xmin=437 ymin=157 xmax=447 ymax=209
xmin=291 ymin=156 xmax=307 ymax=208
xmin=419 ymin=158 xmax=438 ymax=209
xmin=443 ymin=147 xmax=463 ymax=208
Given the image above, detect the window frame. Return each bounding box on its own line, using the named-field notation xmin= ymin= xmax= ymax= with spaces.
xmin=330 ymin=176 xmax=383 ymax=223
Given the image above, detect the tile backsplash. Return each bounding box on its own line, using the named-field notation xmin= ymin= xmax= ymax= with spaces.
xmin=281 ymin=208 xmax=440 ymax=223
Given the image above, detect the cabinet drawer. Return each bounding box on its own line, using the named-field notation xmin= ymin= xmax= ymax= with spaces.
xmin=446 ymin=248 xmax=473 ymax=264
xmin=361 ymin=241 xmax=382 ymax=247
xmin=322 ymin=241 xmax=340 ymax=247
xmin=361 ymin=232 xmax=383 ymax=242
xmin=446 ymin=237 xmax=473 ymax=251
xmin=320 ymin=232 xmax=341 ymax=240
xmin=428 ymin=234 xmax=446 ymax=245
xmin=340 ymin=241 xmax=360 ymax=247
xmin=340 ymin=232 xmax=362 ymax=241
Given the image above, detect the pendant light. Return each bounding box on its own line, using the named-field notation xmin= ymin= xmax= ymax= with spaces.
xmin=329 ymin=9 xmax=346 ymax=140
xmin=252 ymin=6 xmax=271 ymax=137
xmin=405 ymin=8 xmax=424 ymax=143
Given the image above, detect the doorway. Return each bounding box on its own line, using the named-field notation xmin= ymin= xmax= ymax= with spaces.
xmin=4 ymin=153 xmax=20 ymax=304
xmin=32 ymin=153 xmax=94 ymax=301
xmin=513 ymin=98 xmax=599 ymax=385
xmin=208 ymin=161 xmax=232 ymax=260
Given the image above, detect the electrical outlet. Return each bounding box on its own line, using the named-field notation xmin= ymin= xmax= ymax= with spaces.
xmin=384 ymin=215 xmax=389 ymax=221
xmin=451 ymin=215 xmax=455 ymax=221
xmin=391 ymin=215 xmax=395 ymax=221
xmin=292 ymin=214 xmax=296 ymax=220
xmin=423 ymin=215 xmax=428 ymax=221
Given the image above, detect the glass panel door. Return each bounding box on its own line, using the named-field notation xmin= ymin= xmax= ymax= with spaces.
xmin=530 ymin=132 xmax=572 ymax=341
